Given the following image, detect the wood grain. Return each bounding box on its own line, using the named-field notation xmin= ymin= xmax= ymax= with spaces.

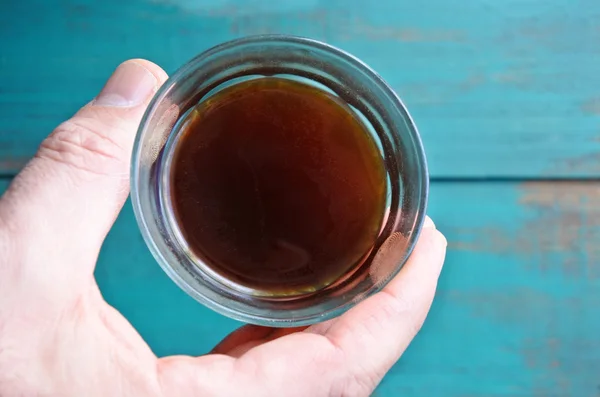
xmin=382 ymin=181 xmax=600 ymax=397
xmin=2 ymin=0 xmax=599 ymax=395
xmin=1 ymin=179 xmax=597 ymax=396
xmin=1 ymin=0 xmax=599 ymax=177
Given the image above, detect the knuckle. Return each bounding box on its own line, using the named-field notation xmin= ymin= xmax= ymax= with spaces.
xmin=322 ymin=339 xmax=377 ymax=397
xmin=380 ymin=289 xmax=427 ymax=335
xmin=380 ymin=288 xmax=415 ymax=317
xmin=37 ymin=117 xmax=128 ymax=176
xmin=435 ymin=229 xmax=448 ymax=248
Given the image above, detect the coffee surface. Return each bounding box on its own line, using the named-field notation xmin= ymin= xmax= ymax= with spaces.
xmin=170 ymin=77 xmax=386 ymax=295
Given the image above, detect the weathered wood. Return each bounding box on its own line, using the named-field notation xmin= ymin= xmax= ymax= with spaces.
xmin=1 ymin=179 xmax=597 ymax=396
xmin=1 ymin=0 xmax=599 ymax=177
xmin=381 ymin=181 xmax=600 ymax=397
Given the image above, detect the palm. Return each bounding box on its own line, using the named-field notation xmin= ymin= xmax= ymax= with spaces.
xmin=95 ymin=220 xmax=442 ymax=397
xmin=57 ymin=292 xmax=355 ymax=396
xmin=91 ymin=297 xmax=396 ymax=397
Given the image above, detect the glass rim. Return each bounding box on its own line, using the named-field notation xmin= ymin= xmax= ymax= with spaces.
xmin=130 ymin=34 xmax=429 ymax=327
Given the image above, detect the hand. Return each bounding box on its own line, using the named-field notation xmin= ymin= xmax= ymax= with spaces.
xmin=0 ymin=59 xmax=447 ymax=397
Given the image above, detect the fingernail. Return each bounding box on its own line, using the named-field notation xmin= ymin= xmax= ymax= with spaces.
xmin=423 ymin=217 xmax=436 ymax=229
xmin=94 ymin=61 xmax=157 ymax=107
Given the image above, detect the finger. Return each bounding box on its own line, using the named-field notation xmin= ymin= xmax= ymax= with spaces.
xmin=159 ymin=332 xmax=335 ymax=397
xmin=311 ymin=217 xmax=446 ymax=389
xmin=211 ymin=325 xmax=274 ymax=355
xmin=0 ymin=59 xmax=167 ymax=292
xmin=211 ymin=325 xmax=306 ymax=357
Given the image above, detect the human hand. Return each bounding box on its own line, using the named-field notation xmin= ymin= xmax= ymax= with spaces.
xmin=0 ymin=59 xmax=447 ymax=397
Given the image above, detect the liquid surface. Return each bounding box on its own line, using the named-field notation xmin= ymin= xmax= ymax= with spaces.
xmin=170 ymin=77 xmax=386 ymax=295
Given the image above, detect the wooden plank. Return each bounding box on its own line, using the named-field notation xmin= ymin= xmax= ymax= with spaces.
xmin=1 ymin=178 xmax=597 ymax=396
xmin=1 ymin=0 xmax=599 ymax=177
xmin=381 ymin=181 xmax=600 ymax=397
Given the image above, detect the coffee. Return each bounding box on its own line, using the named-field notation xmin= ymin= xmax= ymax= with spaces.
xmin=169 ymin=77 xmax=386 ymax=296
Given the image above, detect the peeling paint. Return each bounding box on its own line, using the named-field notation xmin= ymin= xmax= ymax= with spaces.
xmin=519 ymin=182 xmax=600 ymax=278
xmin=221 ymin=8 xmax=466 ymax=43
xmin=551 ymin=152 xmax=600 ymax=175
xmin=447 ymin=288 xmax=554 ymax=324
xmin=492 ymin=68 xmax=534 ymax=89
xmin=350 ymin=21 xmax=466 ymax=43
xmin=496 ymin=13 xmax=600 ymax=54
xmin=447 ymin=183 xmax=600 ymax=279
xmin=458 ymin=73 xmax=486 ymax=92
xmin=0 ymin=158 xmax=28 ymax=173
xmin=581 ymin=98 xmax=600 ymax=115
xmin=151 ymin=0 xmax=319 ymax=15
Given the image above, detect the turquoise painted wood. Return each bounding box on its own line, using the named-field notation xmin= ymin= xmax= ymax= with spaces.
xmin=1 ymin=179 xmax=598 ymax=396
xmin=1 ymin=0 xmax=600 ymax=177
xmin=1 ymin=0 xmax=600 ymax=396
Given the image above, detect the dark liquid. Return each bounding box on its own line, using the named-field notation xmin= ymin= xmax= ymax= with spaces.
xmin=170 ymin=77 xmax=386 ymax=296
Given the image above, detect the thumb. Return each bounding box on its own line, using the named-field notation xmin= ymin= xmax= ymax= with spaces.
xmin=0 ymin=59 xmax=168 ymax=292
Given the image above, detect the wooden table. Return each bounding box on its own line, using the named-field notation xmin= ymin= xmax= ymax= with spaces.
xmin=1 ymin=1 xmax=599 ymax=395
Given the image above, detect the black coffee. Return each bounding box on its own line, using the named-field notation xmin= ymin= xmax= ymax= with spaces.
xmin=170 ymin=77 xmax=386 ymax=295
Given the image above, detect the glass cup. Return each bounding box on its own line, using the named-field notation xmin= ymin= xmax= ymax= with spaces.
xmin=131 ymin=35 xmax=428 ymax=327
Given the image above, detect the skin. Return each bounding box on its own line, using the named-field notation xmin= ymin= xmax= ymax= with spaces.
xmin=0 ymin=59 xmax=447 ymax=397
